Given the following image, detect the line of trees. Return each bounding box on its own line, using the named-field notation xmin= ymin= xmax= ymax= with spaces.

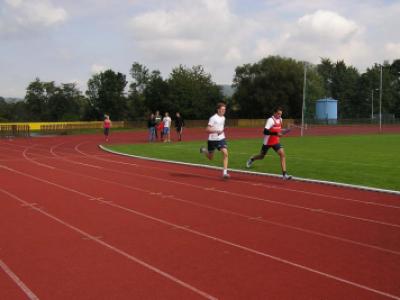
xmin=1 ymin=56 xmax=400 ymax=122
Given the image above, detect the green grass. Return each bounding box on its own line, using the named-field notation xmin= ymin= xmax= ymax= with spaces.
xmin=106 ymin=134 xmax=400 ymax=191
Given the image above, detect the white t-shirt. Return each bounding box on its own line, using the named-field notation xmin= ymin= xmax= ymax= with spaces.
xmin=208 ymin=113 xmax=225 ymax=141
xmin=163 ymin=116 xmax=171 ymax=128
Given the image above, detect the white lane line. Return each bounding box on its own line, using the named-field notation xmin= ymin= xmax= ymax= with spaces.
xmin=44 ymin=152 xmax=400 ymax=229
xmin=7 ymin=148 xmax=400 ymax=255
xmin=0 ymin=188 xmax=217 ymax=300
xmin=0 ymin=258 xmax=39 ymax=300
xmin=81 ymin=144 xmax=400 ymax=209
xmin=250 ymin=182 xmax=400 ymax=209
xmin=103 ymin=199 xmax=400 ymax=300
xmin=50 ymin=143 xmax=103 ymax=169
xmin=75 ymin=142 xmax=137 ymax=166
xmin=22 ymin=144 xmax=55 ymax=170
xmin=1 ymin=169 xmax=399 ymax=299
xmin=12 ymin=147 xmax=400 ymax=254
xmin=101 ymin=145 xmax=400 ymax=196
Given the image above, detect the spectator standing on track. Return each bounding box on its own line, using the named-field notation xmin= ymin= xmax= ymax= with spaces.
xmin=147 ymin=113 xmax=156 ymax=142
xmin=162 ymin=112 xmax=172 ymax=143
xmin=200 ymin=102 xmax=230 ymax=179
xmin=154 ymin=110 xmax=162 ymax=140
xmin=174 ymin=112 xmax=185 ymax=141
xmin=103 ymin=114 xmax=112 ymax=142
xmin=246 ymin=107 xmax=292 ymax=180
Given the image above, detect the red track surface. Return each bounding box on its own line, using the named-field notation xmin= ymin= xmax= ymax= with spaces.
xmin=1 ymin=128 xmax=400 ymax=299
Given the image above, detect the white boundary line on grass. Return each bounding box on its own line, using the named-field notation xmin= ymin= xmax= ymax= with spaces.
xmin=99 ymin=145 xmax=400 ymax=196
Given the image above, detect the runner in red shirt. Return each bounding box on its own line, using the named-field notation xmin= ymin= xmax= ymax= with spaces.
xmin=103 ymin=114 xmax=112 ymax=142
xmin=246 ymin=108 xmax=292 ymax=180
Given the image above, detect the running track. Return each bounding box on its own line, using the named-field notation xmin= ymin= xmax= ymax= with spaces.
xmin=1 ymin=128 xmax=400 ymax=299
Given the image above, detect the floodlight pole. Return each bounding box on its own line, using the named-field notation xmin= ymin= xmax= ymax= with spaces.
xmin=379 ymin=64 xmax=383 ymax=132
xmin=301 ymin=63 xmax=307 ymax=137
xmin=371 ymin=90 xmax=374 ymax=120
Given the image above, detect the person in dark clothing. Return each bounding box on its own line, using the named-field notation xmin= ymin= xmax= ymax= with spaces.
xmin=174 ymin=112 xmax=185 ymax=141
xmin=154 ymin=110 xmax=162 ymax=140
xmin=147 ymin=113 xmax=156 ymax=142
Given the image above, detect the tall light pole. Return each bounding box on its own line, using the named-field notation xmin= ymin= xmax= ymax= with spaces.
xmin=379 ymin=64 xmax=383 ymax=132
xmin=371 ymin=88 xmax=379 ymax=121
xmin=301 ymin=63 xmax=307 ymax=137
xmin=371 ymin=89 xmax=374 ymax=120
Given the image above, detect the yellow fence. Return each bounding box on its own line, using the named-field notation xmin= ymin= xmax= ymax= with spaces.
xmin=0 ymin=119 xmax=295 ymax=137
xmin=0 ymin=121 xmax=125 ymax=131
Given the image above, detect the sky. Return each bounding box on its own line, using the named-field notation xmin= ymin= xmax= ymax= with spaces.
xmin=1 ymin=0 xmax=400 ymax=98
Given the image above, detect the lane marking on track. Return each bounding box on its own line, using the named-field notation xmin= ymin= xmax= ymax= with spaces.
xmin=4 ymin=154 xmax=400 ymax=256
xmin=50 ymin=143 xmax=103 ymax=169
xmin=89 ymin=145 xmax=400 ymax=209
xmin=0 ymin=188 xmax=217 ymax=300
xmin=73 ymin=139 xmax=400 ymax=210
xmin=1 ymin=170 xmax=400 ymax=298
xmin=0 ymin=258 xmax=39 ymax=300
xmin=75 ymin=142 xmax=137 ymax=166
xmin=58 ymin=151 xmax=400 ymax=229
xmin=22 ymin=144 xmax=55 ymax=170
xmin=100 ymin=145 xmax=400 ymax=196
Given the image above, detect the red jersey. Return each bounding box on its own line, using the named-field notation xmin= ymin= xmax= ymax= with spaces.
xmin=263 ymin=116 xmax=282 ymax=146
xmin=103 ymin=119 xmax=111 ymax=129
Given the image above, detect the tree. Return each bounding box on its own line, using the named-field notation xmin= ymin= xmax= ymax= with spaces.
xmin=390 ymin=59 xmax=400 ymax=118
xmin=48 ymin=83 xmax=83 ymax=121
xmin=25 ymin=78 xmax=49 ymax=121
xmin=330 ymin=61 xmax=360 ymax=118
xmin=0 ymin=97 xmax=8 ymax=121
xmin=129 ymin=62 xmax=150 ymax=94
xmin=126 ymin=62 xmax=153 ymax=120
xmin=144 ymin=70 xmax=169 ymax=114
xmin=86 ymin=70 xmax=128 ymax=120
xmin=317 ymin=58 xmax=335 ymax=98
xmin=233 ymin=56 xmax=324 ymax=119
xmin=167 ymin=65 xmax=223 ymax=119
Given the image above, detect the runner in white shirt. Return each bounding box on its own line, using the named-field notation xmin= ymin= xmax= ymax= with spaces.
xmin=162 ymin=112 xmax=172 ymax=143
xmin=200 ymin=102 xmax=230 ymax=179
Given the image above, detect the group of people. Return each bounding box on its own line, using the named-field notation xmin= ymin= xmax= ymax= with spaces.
xmin=147 ymin=111 xmax=185 ymax=143
xmin=103 ymin=104 xmax=292 ymax=180
xmin=200 ymin=103 xmax=292 ymax=180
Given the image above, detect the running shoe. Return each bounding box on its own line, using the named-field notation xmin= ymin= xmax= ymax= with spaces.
xmin=282 ymin=174 xmax=292 ymax=180
xmin=246 ymin=158 xmax=253 ymax=168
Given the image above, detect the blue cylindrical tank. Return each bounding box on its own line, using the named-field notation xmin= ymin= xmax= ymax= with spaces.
xmin=315 ymin=98 xmax=338 ymax=123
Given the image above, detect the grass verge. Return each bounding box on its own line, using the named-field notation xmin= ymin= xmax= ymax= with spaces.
xmin=105 ymin=134 xmax=400 ymax=191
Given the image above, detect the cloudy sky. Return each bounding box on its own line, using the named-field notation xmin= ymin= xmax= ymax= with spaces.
xmin=1 ymin=0 xmax=400 ymax=98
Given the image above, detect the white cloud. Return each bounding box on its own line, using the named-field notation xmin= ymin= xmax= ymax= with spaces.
xmin=252 ymin=9 xmax=366 ymax=67
xmin=91 ymin=64 xmax=108 ymax=74
xmin=296 ymin=10 xmax=359 ymax=42
xmin=224 ymin=47 xmax=242 ymax=62
xmin=0 ymin=0 xmax=67 ymax=35
xmin=127 ymin=0 xmax=256 ymax=80
xmin=385 ymin=42 xmax=400 ymax=59
xmin=2 ymin=0 xmax=400 ymax=97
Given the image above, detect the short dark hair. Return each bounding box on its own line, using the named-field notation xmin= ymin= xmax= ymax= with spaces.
xmin=217 ymin=102 xmax=226 ymax=110
xmin=274 ymin=107 xmax=283 ymax=113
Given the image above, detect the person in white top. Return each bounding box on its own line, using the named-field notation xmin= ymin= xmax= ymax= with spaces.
xmin=162 ymin=112 xmax=172 ymax=142
xmin=200 ymin=102 xmax=230 ymax=179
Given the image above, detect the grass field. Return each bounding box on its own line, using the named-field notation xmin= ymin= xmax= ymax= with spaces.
xmin=106 ymin=134 xmax=400 ymax=191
